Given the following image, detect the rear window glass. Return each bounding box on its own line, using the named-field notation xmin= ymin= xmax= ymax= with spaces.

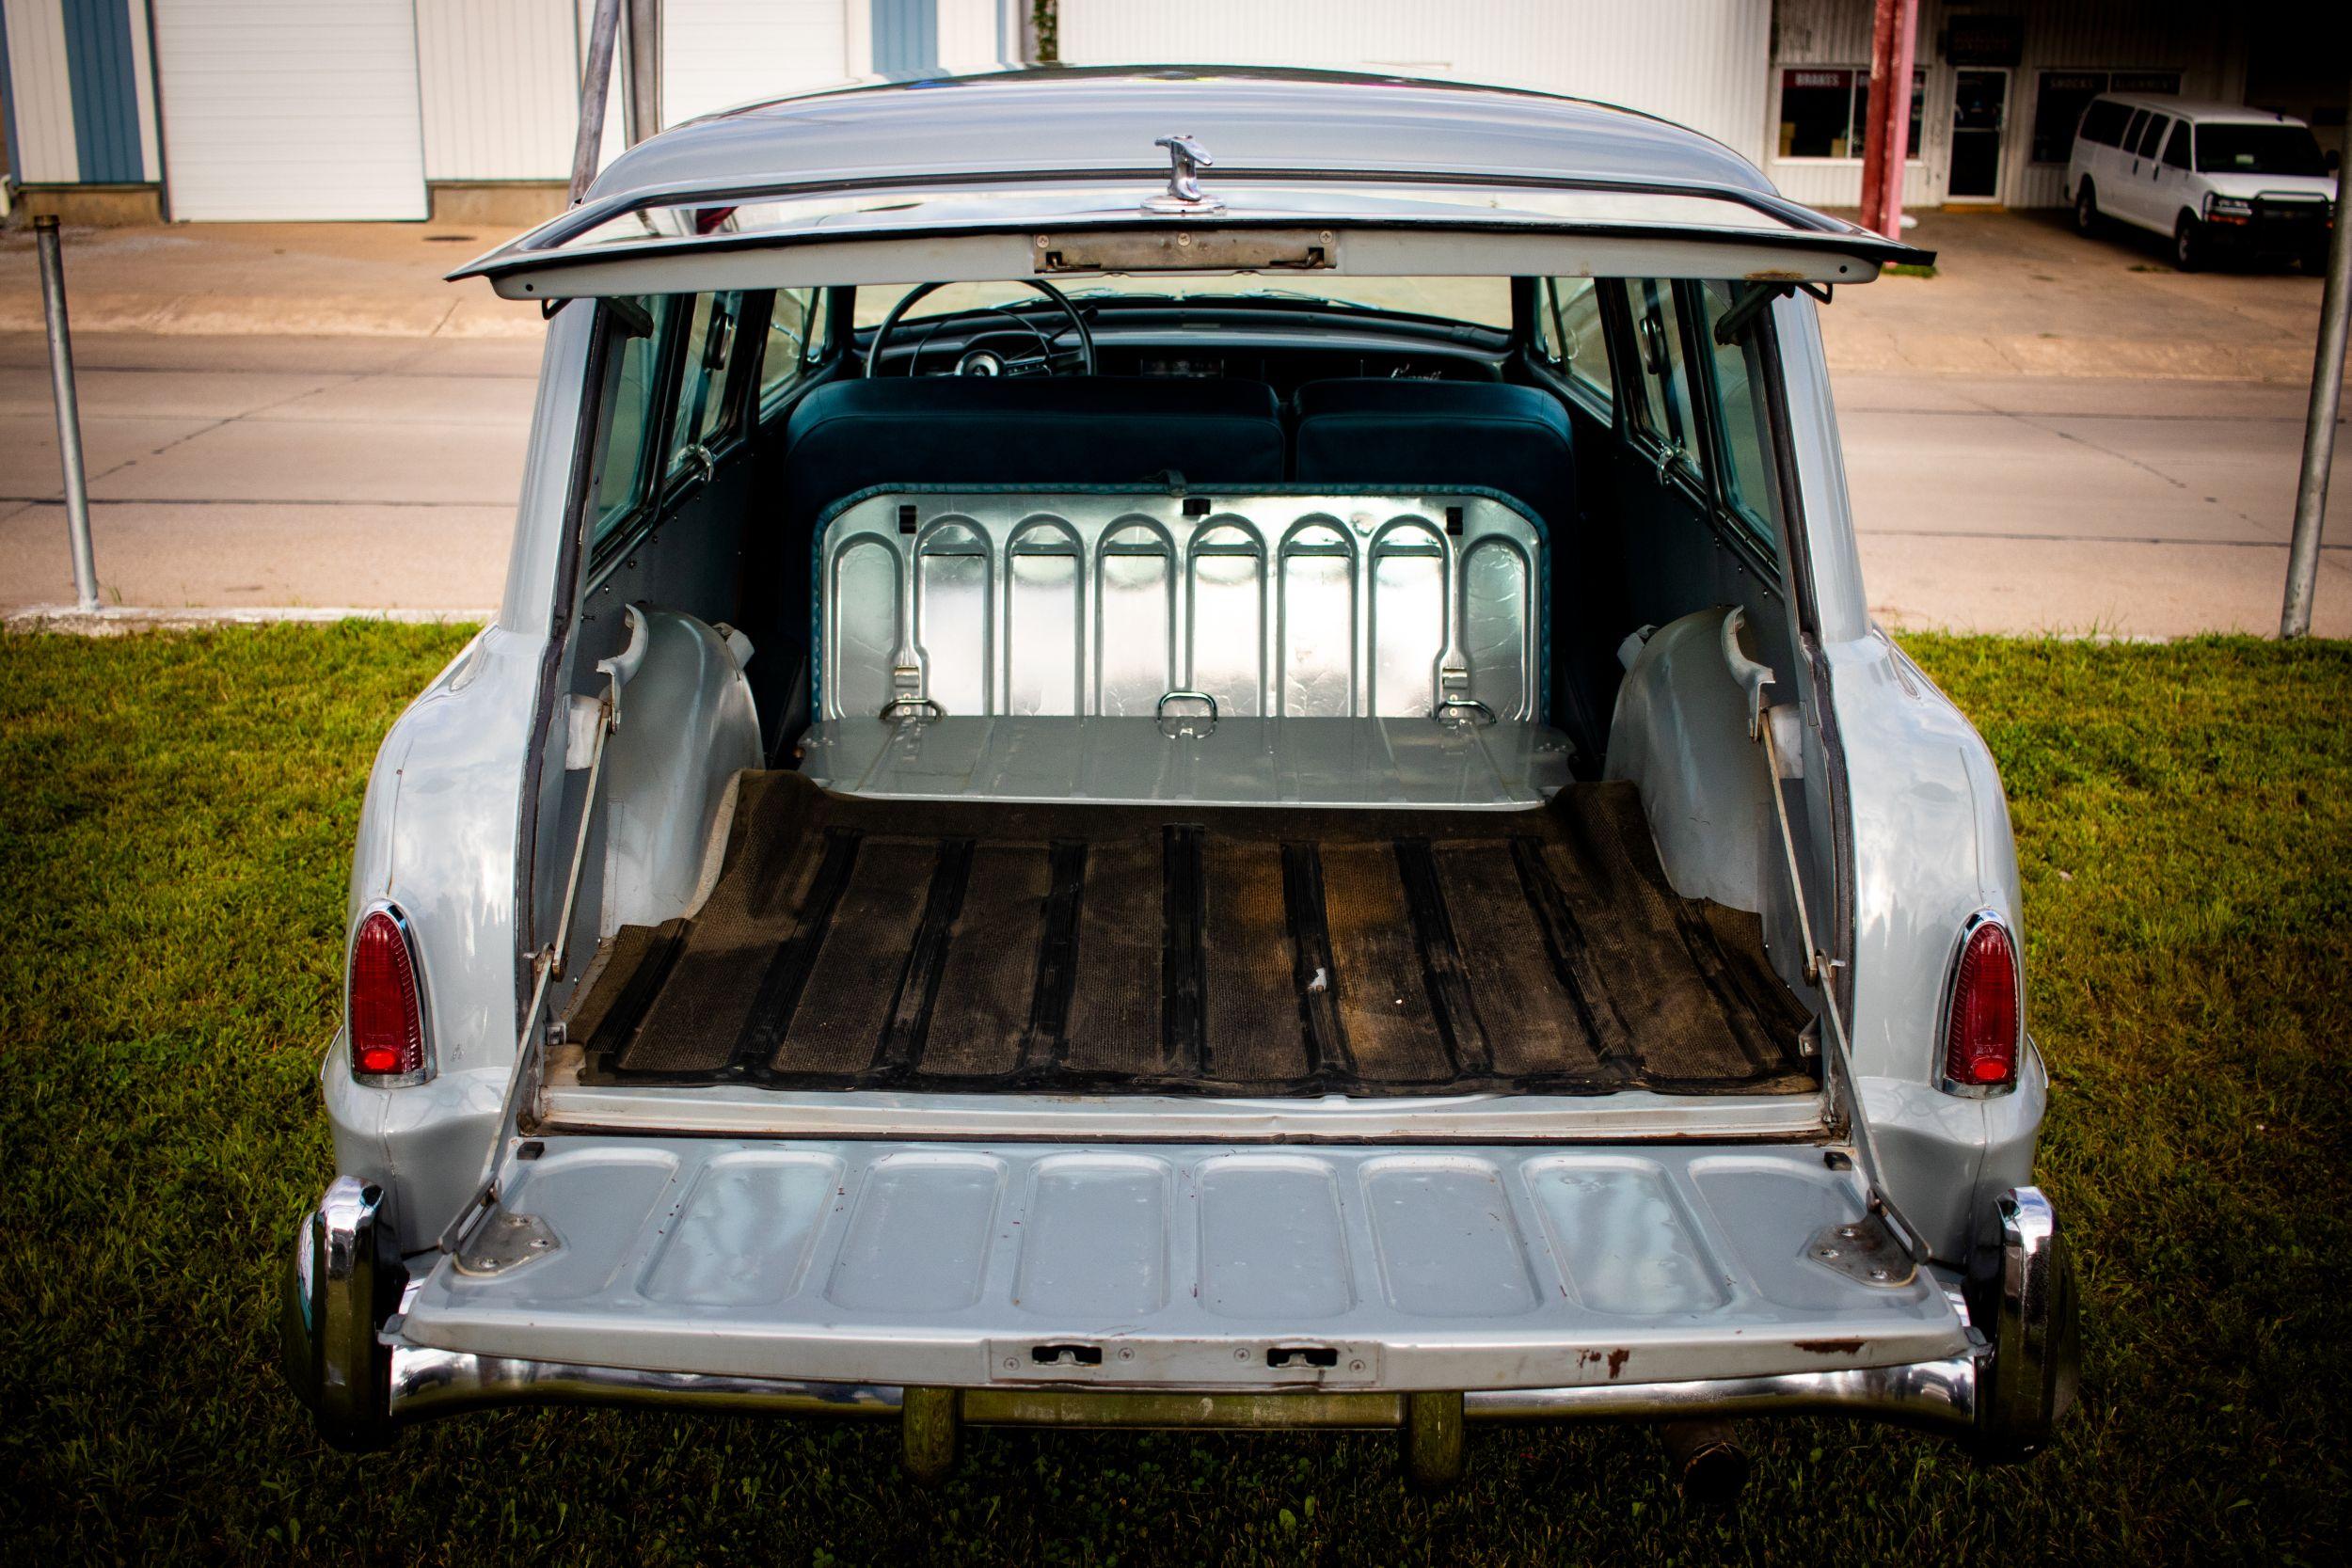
xmin=855 ymin=277 xmax=1513 ymax=330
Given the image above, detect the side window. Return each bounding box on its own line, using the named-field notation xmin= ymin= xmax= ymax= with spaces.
xmin=1532 ymin=277 xmax=1613 ymax=411
xmin=1626 ymin=278 xmax=1704 ymax=485
xmin=2134 ymin=114 xmax=2169 ymax=160
xmin=1697 ymin=281 xmax=1782 ymax=555
xmin=760 ymin=287 xmax=824 ymax=411
xmin=2163 ymin=121 xmax=2192 ymax=169
xmin=591 ymin=299 xmax=663 ymax=547
xmin=2120 ymin=108 xmax=2149 ymax=155
xmin=2079 ymin=99 xmax=2127 ymax=149
xmin=665 ymin=291 xmax=747 ymax=477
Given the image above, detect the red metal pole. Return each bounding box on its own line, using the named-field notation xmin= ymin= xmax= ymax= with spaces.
xmin=1883 ymin=0 xmax=1919 ymax=239
xmin=1859 ymin=0 xmax=1899 ymax=234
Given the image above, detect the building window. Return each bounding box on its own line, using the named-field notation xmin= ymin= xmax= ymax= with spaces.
xmin=1777 ymin=67 xmax=1925 ymax=161
xmin=2030 ymin=70 xmax=2184 ymax=163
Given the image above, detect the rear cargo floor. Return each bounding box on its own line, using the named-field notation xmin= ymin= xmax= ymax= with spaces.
xmin=564 ymin=772 xmax=1817 ymax=1097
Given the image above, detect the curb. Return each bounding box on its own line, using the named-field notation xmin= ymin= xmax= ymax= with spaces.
xmin=7 ymin=604 xmax=491 ymax=635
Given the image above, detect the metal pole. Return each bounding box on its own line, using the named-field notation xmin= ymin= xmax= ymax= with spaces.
xmin=624 ymin=0 xmax=661 ymax=146
xmin=1858 ymin=0 xmax=1897 ymax=237
xmin=2281 ymin=89 xmax=2352 ymax=640
xmin=35 ymin=216 xmax=100 ymax=615
xmin=568 ymin=0 xmax=623 ymax=205
xmin=1883 ymin=0 xmax=1918 ymax=242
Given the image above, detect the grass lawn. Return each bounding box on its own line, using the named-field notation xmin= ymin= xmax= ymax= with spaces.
xmin=1 ymin=624 xmax=2345 ymax=1564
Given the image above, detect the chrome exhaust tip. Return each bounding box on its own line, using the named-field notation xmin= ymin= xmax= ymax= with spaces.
xmin=1660 ymin=1418 xmax=1750 ymax=1508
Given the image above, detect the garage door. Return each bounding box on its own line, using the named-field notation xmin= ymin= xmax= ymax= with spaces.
xmin=151 ymin=0 xmax=427 ymax=220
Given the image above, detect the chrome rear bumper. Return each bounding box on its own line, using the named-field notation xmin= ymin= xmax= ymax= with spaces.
xmin=385 ymin=1338 xmax=1982 ymax=1430
xmin=282 ymin=1175 xmax=2076 ymax=1470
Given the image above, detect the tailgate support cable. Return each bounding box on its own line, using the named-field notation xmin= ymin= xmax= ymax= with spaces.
xmin=436 ymin=608 xmax=645 ymax=1257
xmin=1724 ymin=610 xmax=1930 ymax=1272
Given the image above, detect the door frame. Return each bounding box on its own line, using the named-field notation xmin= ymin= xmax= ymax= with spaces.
xmin=1946 ymin=65 xmax=2012 ymax=206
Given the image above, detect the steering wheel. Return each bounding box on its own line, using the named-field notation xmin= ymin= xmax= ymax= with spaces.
xmin=864 ymin=278 xmax=1096 ymax=378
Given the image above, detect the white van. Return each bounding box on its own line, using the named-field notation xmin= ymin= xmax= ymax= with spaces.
xmin=2068 ymin=95 xmax=2338 ymax=271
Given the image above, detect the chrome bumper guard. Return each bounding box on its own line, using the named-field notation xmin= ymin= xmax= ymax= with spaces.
xmin=280 ymin=1177 xmax=2079 ymax=1465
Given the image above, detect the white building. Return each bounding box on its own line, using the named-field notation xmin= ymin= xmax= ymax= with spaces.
xmin=1 ymin=1 xmax=2340 ymax=224
xmin=0 ymin=0 xmax=1025 ymax=222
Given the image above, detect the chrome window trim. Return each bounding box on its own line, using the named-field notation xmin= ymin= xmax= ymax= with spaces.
xmin=346 ymin=898 xmax=436 ymax=1088
xmin=456 ymin=169 xmax=1915 ymax=279
xmin=1936 ymin=907 xmax=2023 ymax=1099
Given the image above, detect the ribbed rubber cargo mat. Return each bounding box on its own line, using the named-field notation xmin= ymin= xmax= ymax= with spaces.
xmin=563 ymin=772 xmax=1816 ymax=1097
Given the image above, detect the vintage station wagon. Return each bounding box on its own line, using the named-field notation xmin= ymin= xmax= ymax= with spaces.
xmin=281 ymin=66 xmax=2077 ymax=1495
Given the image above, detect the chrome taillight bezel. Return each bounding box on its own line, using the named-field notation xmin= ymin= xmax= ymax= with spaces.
xmin=1937 ymin=907 xmax=2022 ymax=1099
xmin=346 ymin=898 xmax=435 ymax=1087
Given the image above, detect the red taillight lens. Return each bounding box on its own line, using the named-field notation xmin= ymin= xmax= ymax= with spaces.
xmin=1944 ymin=919 xmax=2019 ymax=1091
xmin=350 ymin=907 xmax=427 ymax=1081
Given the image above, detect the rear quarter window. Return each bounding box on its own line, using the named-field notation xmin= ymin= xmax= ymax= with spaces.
xmin=1696 ymin=281 xmax=1783 ymax=557
xmin=665 ymin=292 xmax=749 ymax=478
xmin=1625 ymin=278 xmax=1704 ymax=488
xmin=1532 ymin=277 xmax=1613 ymax=413
xmin=2079 ymin=100 xmax=2129 ymax=148
xmin=590 ymin=300 xmax=663 ymax=547
xmin=761 ymin=288 xmax=824 ymax=412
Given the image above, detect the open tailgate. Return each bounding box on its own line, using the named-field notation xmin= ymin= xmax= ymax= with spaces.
xmin=400 ymin=1136 xmax=1965 ymax=1390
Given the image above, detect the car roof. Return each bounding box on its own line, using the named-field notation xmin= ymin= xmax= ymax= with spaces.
xmin=583 ymin=64 xmax=1780 ymax=204
xmin=2092 ymin=94 xmax=2307 ymax=127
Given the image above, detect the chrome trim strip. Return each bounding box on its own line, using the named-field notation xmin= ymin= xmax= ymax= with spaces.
xmin=387 ymin=1342 xmax=1977 ymax=1434
xmin=1464 ymin=1354 xmax=1977 ymax=1433
xmin=389 ymin=1344 xmax=901 ymax=1422
xmin=532 ymin=1078 xmax=1830 ymax=1143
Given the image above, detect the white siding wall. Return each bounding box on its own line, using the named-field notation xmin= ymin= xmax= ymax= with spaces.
xmin=151 ymin=0 xmax=428 ymax=219
xmin=663 ymin=0 xmax=847 ymax=127
xmin=417 ymin=0 xmax=578 ymax=181
xmin=3 ymin=0 xmax=79 ymax=183
xmin=936 ymin=0 xmax=1019 ymax=75
xmin=1058 ymin=0 xmax=1772 ymax=166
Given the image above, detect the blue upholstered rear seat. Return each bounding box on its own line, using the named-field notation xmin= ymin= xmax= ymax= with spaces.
xmin=1289 ymin=379 xmax=1576 ymax=533
xmin=781 ymin=375 xmax=1288 ymax=534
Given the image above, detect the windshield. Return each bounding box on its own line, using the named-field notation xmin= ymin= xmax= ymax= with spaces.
xmin=855 ymin=277 xmax=1514 ymax=330
xmin=2194 ymin=124 xmax=2330 ymax=177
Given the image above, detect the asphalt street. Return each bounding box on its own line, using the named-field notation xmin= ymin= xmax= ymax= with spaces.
xmin=1 ymin=331 xmax=2346 ymax=637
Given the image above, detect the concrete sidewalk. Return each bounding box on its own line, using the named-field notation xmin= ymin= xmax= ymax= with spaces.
xmin=0 ymin=220 xmax=543 ymax=340
xmin=1828 ymin=209 xmax=2346 ymax=383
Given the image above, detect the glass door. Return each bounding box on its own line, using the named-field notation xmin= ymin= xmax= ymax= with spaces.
xmin=1949 ymin=69 xmax=2010 ymax=201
